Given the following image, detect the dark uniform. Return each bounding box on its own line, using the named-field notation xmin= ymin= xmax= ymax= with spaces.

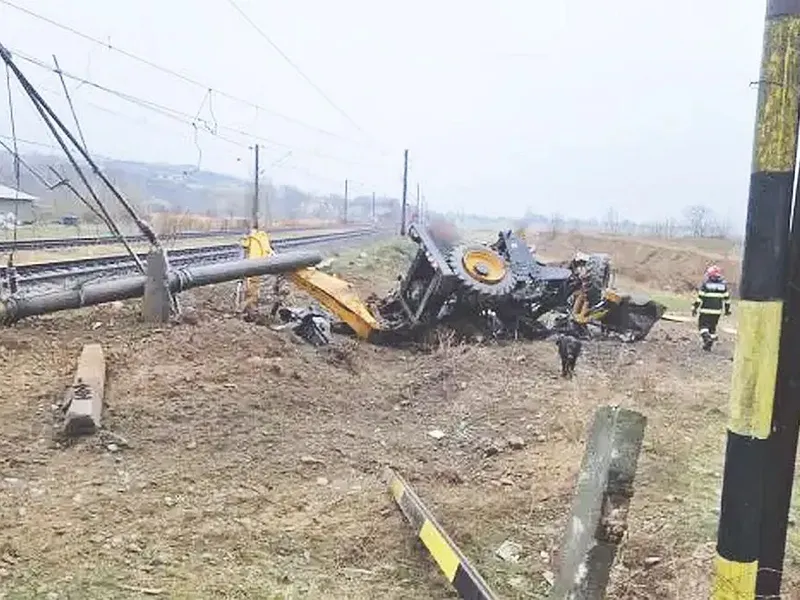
xmin=692 ymin=276 xmax=731 ymax=337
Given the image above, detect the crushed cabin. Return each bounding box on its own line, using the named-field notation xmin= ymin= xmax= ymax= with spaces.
xmin=0 ymin=184 xmax=36 ymax=224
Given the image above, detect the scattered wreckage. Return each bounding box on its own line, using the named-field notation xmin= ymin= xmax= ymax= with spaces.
xmin=261 ymin=224 xmax=666 ymax=346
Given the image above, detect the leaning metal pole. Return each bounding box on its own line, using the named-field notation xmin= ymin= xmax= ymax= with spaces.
xmin=0 ymin=43 xmax=160 ymax=249
xmin=0 ymin=250 xmax=322 ymax=325
xmin=711 ymin=1 xmax=800 ymax=597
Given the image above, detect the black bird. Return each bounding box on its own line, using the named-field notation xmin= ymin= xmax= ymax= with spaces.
xmin=556 ymin=334 xmax=582 ymax=379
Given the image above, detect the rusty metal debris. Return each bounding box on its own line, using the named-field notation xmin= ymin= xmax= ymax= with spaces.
xmin=273 ymin=306 xmax=333 ymax=346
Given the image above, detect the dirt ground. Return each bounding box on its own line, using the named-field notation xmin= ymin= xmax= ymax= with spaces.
xmin=1 ymin=236 xmax=799 ymax=599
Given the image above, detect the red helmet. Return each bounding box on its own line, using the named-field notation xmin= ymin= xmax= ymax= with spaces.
xmin=705 ymin=264 xmax=722 ymax=279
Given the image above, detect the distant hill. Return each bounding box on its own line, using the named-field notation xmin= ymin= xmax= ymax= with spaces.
xmin=0 ymin=152 xmax=404 ymax=225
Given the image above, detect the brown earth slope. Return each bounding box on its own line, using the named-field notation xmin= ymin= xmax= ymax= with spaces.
xmin=533 ymin=232 xmax=742 ymax=294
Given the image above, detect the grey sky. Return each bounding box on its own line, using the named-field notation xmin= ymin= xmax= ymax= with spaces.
xmin=1 ymin=0 xmax=765 ymax=226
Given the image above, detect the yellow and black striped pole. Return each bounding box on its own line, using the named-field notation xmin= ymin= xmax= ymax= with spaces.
xmin=385 ymin=469 xmax=497 ymax=600
xmin=712 ymin=1 xmax=800 ymax=597
xmin=755 ymin=2 xmax=800 ymax=595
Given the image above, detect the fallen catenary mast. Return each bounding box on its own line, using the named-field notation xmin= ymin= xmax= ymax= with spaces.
xmin=0 ymin=250 xmax=322 ymax=325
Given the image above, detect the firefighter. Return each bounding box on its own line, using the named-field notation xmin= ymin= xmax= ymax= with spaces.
xmin=691 ymin=264 xmax=731 ymax=349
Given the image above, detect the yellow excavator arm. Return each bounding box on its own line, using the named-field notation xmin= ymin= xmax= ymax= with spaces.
xmin=240 ymin=229 xmax=382 ymax=339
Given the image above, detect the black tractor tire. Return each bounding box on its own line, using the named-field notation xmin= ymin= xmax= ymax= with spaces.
xmin=447 ymin=244 xmax=517 ymax=299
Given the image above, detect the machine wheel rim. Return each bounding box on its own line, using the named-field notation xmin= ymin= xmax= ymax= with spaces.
xmin=461 ymin=248 xmax=508 ymax=284
xmin=447 ymin=244 xmax=516 ymax=297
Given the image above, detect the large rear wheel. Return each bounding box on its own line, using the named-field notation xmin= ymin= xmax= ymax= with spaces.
xmin=447 ymin=244 xmax=517 ymax=298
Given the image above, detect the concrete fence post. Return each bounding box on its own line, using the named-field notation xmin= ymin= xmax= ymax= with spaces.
xmin=550 ymin=406 xmax=647 ymax=599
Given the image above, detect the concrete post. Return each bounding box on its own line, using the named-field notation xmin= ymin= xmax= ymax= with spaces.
xmin=64 ymin=343 xmax=105 ymax=435
xmin=550 ymin=406 xmax=647 ymax=599
xmin=142 ymin=249 xmax=171 ymax=323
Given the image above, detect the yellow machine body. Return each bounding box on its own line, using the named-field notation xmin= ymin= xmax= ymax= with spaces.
xmin=241 ymin=230 xmax=275 ymax=315
xmin=288 ymin=269 xmax=381 ymax=339
xmin=240 ymin=229 xmax=382 ymax=339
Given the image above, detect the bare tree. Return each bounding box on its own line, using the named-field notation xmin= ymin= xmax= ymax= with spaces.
xmin=708 ymin=215 xmax=732 ymax=239
xmin=604 ymin=207 xmax=620 ymax=234
xmin=548 ymin=212 xmax=564 ymax=239
xmin=684 ymin=205 xmax=713 ymax=238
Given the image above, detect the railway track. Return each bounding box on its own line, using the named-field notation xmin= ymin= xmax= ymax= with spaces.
xmin=0 ymin=229 xmax=242 ymax=252
xmin=1 ymin=228 xmax=378 ymax=296
xmin=0 ymin=225 xmax=338 ymax=252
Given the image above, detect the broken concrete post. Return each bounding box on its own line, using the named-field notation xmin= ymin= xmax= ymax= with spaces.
xmin=549 ymin=406 xmax=647 ymax=600
xmin=142 ymin=249 xmax=171 ymax=323
xmin=64 ymin=344 xmax=105 ymax=436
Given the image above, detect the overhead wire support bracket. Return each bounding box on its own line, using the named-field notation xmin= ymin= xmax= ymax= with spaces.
xmin=0 ymin=45 xmax=145 ymax=273
xmin=0 ymin=42 xmax=161 ymax=253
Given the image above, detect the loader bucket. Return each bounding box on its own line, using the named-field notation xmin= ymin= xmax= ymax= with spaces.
xmin=598 ymin=293 xmax=667 ymax=341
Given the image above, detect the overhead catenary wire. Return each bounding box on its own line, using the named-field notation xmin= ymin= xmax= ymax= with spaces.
xmin=6 ymin=46 xmax=389 ymax=169
xmin=0 ymin=0 xmax=366 ymax=146
xmin=0 ymin=138 xmax=113 ymax=226
xmin=0 ymin=43 xmax=147 ymax=268
xmin=222 ymin=0 xmax=386 ymax=152
xmin=52 ymin=54 xmax=88 ymax=151
xmin=0 ymin=1 xmax=415 ymax=215
xmin=0 ymin=131 xmax=373 ymax=195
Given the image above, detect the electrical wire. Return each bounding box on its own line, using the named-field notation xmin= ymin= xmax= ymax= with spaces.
xmin=7 ymin=46 xmax=386 ymax=168
xmin=0 ymin=138 xmax=112 ymax=225
xmin=0 ymin=132 xmax=379 ymax=198
xmin=0 ymin=0 xmax=366 ymax=146
xmin=222 ymin=0 xmax=381 ymax=149
xmin=0 ymin=138 xmax=50 ymax=187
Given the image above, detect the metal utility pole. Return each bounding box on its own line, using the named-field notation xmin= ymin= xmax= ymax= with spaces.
xmin=401 ymin=149 xmax=409 ymax=235
xmin=371 ymin=191 xmax=376 ymax=222
xmin=252 ymin=144 xmax=260 ymax=230
xmin=344 ymin=179 xmax=349 ymax=224
xmin=755 ymin=3 xmax=800 ymax=595
xmin=0 ymin=44 xmax=158 ymax=250
xmin=711 ymin=2 xmax=800 ymax=598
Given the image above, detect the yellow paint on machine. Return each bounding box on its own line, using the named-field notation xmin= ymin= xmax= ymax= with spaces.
xmin=753 ymin=16 xmax=800 ymax=173
xmin=727 ymin=300 xmax=782 ymax=439
xmin=419 ymin=520 xmax=460 ymax=581
xmin=289 ymin=268 xmax=381 ymax=339
xmin=241 ymin=230 xmax=275 ymax=314
xmin=711 ymin=555 xmax=758 ymax=599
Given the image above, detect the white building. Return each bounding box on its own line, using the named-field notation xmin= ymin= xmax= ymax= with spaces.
xmin=0 ymin=184 xmax=36 ymax=223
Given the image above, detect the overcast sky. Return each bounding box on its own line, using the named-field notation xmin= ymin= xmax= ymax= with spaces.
xmin=0 ymin=0 xmax=766 ymax=226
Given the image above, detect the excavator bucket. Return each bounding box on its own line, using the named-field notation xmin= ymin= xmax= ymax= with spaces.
xmin=592 ymin=290 xmax=667 ymax=341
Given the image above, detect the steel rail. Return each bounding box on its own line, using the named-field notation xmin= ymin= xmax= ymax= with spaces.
xmin=1 ymin=228 xmax=377 ymax=294
xmin=0 ymin=224 xmax=357 ymax=252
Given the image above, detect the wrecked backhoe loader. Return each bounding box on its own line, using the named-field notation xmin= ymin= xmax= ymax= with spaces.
xmin=371 ymin=225 xmax=665 ymax=342
xmin=244 ymin=224 xmax=666 ymax=345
